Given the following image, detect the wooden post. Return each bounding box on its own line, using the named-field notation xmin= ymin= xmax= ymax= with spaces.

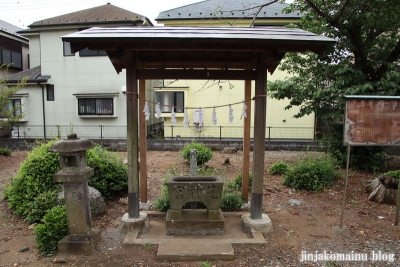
xmin=251 ymin=65 xmax=267 ymax=220
xmin=126 ymin=62 xmax=140 ymax=218
xmin=395 ymin=165 xmax=400 ymax=226
xmin=242 ymin=79 xmax=252 ymax=202
xmin=340 ymin=146 xmax=351 ymax=228
xmin=139 ymin=79 xmax=148 ymax=204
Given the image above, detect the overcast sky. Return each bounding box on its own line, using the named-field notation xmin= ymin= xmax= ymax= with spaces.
xmin=1 ymin=0 xmax=202 ymax=29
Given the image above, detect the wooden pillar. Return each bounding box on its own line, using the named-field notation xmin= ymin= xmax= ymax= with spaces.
xmin=126 ymin=62 xmax=140 ymax=218
xmin=241 ymin=79 xmax=252 ymax=202
xmin=251 ymin=65 xmax=267 ymax=220
xmin=139 ymin=79 xmax=148 ymax=203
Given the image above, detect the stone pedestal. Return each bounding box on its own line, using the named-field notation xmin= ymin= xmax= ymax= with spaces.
xmin=58 ymin=229 xmax=101 ymax=255
xmin=240 ymin=214 xmax=273 ymax=233
xmin=118 ymin=212 xmax=150 ymax=235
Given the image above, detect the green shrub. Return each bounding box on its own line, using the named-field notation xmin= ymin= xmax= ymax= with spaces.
xmin=324 ymin=125 xmax=389 ymax=171
xmin=227 ymin=172 xmax=252 ymax=191
xmin=4 ymin=140 xmax=60 ymax=223
xmin=26 ymin=190 xmax=58 ymax=224
xmin=87 ymin=145 xmax=128 ymax=201
xmin=269 ymin=161 xmax=291 ymax=175
xmin=153 ymin=178 xmax=170 ymax=212
xmin=221 ymin=192 xmax=244 ymax=211
xmin=4 ymin=141 xmax=127 ymax=223
xmin=283 ymin=154 xmax=338 ymax=191
xmin=0 ymin=147 xmax=11 ymax=156
xmin=383 ymin=170 xmax=400 ymax=180
xmin=180 ymin=142 xmax=213 ymax=166
xmin=34 ymin=205 xmax=68 ymax=257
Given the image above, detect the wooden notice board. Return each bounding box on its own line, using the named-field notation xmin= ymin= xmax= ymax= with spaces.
xmin=344 ymin=96 xmax=400 ymax=146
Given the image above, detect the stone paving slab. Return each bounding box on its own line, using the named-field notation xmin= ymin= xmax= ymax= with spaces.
xmin=157 ymin=239 xmax=234 ymax=261
xmin=122 ymin=212 xmax=267 ymax=261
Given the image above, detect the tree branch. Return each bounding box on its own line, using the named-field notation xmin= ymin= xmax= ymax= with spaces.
xmin=304 ymin=0 xmax=329 ymax=19
xmin=249 ymin=0 xmax=279 ymax=27
xmin=376 ymin=39 xmax=400 ymax=78
xmin=331 ymin=0 xmax=350 ymax=26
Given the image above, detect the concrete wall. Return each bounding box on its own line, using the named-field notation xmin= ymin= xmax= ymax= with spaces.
xmin=27 ymin=33 xmax=40 ymax=68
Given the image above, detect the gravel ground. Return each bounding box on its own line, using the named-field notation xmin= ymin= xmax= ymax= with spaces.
xmin=1 ymin=150 xmax=399 ymax=267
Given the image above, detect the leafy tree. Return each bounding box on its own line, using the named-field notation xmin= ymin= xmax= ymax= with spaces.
xmin=0 ymin=65 xmax=27 ymax=126
xmin=268 ymin=0 xmax=400 ymax=170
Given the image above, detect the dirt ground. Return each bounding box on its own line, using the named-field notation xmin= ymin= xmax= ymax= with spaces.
xmin=0 ymin=150 xmax=399 ymax=267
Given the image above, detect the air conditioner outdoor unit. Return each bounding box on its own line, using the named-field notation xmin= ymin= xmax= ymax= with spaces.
xmin=11 ymin=131 xmax=24 ymax=138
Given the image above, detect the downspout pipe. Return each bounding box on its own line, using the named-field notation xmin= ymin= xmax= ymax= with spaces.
xmin=34 ymin=75 xmax=46 ymax=140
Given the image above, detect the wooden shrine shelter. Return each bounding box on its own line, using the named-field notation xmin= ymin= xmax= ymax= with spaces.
xmin=63 ymin=27 xmax=335 ymax=220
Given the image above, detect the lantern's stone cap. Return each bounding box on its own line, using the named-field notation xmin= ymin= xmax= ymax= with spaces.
xmin=48 ymin=133 xmax=94 ymax=153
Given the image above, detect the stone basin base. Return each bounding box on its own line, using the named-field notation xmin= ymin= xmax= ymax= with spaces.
xmin=166 ymin=209 xmax=224 ymax=236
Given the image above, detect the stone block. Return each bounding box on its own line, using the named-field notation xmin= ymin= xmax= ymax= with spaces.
xmin=57 ymin=228 xmax=101 ymax=255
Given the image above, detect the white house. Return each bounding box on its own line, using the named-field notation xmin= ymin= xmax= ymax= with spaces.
xmin=1 ymin=19 xmax=30 ymax=137
xmin=5 ymin=3 xmax=160 ymax=139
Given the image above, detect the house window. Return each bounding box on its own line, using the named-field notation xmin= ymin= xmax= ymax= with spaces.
xmin=78 ymin=98 xmax=113 ymax=115
xmin=6 ymin=99 xmax=22 ymax=116
xmin=2 ymin=48 xmax=11 ymax=64
xmin=47 ymin=85 xmax=54 ymax=101
xmin=155 ymin=91 xmax=184 ymax=113
xmin=156 ymin=92 xmax=185 ymax=113
xmin=0 ymin=47 xmax=22 ymax=69
xmin=79 ymin=48 xmax=107 ymax=57
xmin=63 ymin=41 xmax=74 ymax=56
xmin=11 ymin=52 xmax=22 ymax=69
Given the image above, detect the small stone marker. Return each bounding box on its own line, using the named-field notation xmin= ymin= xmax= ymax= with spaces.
xmin=190 ymin=149 xmax=197 ymax=176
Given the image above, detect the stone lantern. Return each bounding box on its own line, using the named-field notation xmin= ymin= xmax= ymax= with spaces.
xmin=49 ymin=133 xmax=101 ymax=255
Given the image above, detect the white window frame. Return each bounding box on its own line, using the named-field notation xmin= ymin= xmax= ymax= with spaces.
xmin=74 ymin=93 xmax=119 ymax=118
xmin=6 ymin=93 xmax=29 ymax=122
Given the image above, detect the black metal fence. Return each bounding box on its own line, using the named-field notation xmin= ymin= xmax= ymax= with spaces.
xmin=5 ymin=123 xmax=315 ymax=141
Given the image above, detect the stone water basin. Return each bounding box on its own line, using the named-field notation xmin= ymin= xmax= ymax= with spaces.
xmin=166 ymin=176 xmax=224 ymax=212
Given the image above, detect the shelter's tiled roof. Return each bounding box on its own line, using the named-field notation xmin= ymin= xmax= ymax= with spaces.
xmin=62 ymin=26 xmax=335 ymax=73
xmin=156 ymin=0 xmax=300 ymax=21
xmin=5 ymin=66 xmax=50 ymax=83
xmin=64 ymin=26 xmax=333 ymax=43
xmin=27 ymin=3 xmax=151 ymax=28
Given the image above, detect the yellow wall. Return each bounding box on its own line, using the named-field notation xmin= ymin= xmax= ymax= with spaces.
xmin=156 ymin=70 xmax=314 ymax=140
